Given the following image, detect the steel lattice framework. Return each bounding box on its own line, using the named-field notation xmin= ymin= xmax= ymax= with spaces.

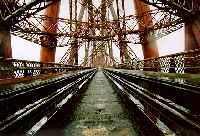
xmin=141 ymin=0 xmax=200 ymax=17
xmin=0 ymin=0 xmax=199 ymax=67
xmin=0 ymin=0 xmax=57 ymax=27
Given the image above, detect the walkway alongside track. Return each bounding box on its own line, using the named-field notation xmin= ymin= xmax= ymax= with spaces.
xmin=38 ymin=70 xmax=138 ymax=136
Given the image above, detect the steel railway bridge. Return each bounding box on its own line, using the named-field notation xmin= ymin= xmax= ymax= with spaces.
xmin=0 ymin=0 xmax=200 ymax=135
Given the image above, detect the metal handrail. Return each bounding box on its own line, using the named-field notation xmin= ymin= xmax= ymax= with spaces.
xmin=0 ymin=59 xmax=92 ymax=79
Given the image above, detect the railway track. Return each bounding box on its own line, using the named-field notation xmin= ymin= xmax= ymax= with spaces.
xmin=1 ymin=68 xmax=200 ymax=135
xmin=104 ymin=69 xmax=200 ymax=136
xmin=0 ymin=69 xmax=96 ymax=135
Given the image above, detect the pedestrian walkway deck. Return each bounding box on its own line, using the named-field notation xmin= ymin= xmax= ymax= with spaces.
xmin=38 ymin=70 xmax=138 ymax=136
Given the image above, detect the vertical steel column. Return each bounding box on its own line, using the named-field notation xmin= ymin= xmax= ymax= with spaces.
xmin=99 ymin=0 xmax=107 ymax=67
xmin=0 ymin=1 xmax=12 ymax=59
xmin=0 ymin=27 xmax=12 ymax=59
xmin=0 ymin=26 xmax=13 ymax=79
xmin=74 ymin=0 xmax=78 ymax=65
xmin=119 ymin=40 xmax=126 ymax=63
xmin=69 ymin=0 xmax=78 ymax=65
xmin=184 ymin=17 xmax=200 ymax=73
xmin=68 ymin=40 xmax=78 ymax=65
xmin=88 ymin=0 xmax=95 ymax=66
xmin=83 ymin=41 xmax=89 ymax=66
xmin=108 ymin=40 xmax=114 ymax=65
xmin=40 ymin=1 xmax=60 ymax=63
xmin=116 ymin=0 xmax=125 ymax=64
xmin=184 ymin=0 xmax=200 ymax=51
xmin=185 ymin=17 xmax=200 ymax=51
xmin=133 ymin=0 xmax=159 ymax=59
xmin=0 ymin=1 xmax=13 ymax=79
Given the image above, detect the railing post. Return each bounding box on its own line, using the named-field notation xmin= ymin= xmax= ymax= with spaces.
xmin=169 ymin=56 xmax=176 ymax=73
xmin=154 ymin=58 xmax=161 ymax=72
xmin=195 ymin=50 xmax=200 ymax=73
xmin=23 ymin=61 xmax=28 ymax=77
xmin=184 ymin=50 xmax=199 ymax=74
xmin=40 ymin=63 xmax=45 ymax=75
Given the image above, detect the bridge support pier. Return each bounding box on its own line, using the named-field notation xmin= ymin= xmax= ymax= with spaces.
xmin=133 ymin=0 xmax=159 ymax=71
xmin=119 ymin=40 xmax=127 ymax=64
xmin=40 ymin=44 xmax=56 ymax=63
xmin=184 ymin=17 xmax=200 ymax=73
xmin=40 ymin=1 xmax=60 ymax=63
xmin=0 ymin=26 xmax=13 ymax=78
xmin=0 ymin=27 xmax=12 ymax=59
xmin=185 ymin=17 xmax=200 ymax=51
xmin=68 ymin=40 xmax=78 ymax=65
xmin=133 ymin=0 xmax=159 ymax=59
xmin=141 ymin=32 xmax=159 ymax=59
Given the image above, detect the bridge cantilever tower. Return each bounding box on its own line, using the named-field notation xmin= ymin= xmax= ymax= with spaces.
xmin=1 ymin=0 xmax=196 ymax=67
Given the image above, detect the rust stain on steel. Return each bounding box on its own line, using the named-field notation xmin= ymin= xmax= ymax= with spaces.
xmin=40 ymin=1 xmax=60 ymax=63
xmin=0 ymin=29 xmax=12 ymax=59
xmin=133 ymin=0 xmax=159 ymax=59
xmin=185 ymin=19 xmax=200 ymax=51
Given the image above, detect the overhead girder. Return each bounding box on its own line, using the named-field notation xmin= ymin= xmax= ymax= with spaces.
xmin=67 ymin=0 xmax=112 ymax=65
xmin=61 ymin=0 xmax=94 ymax=65
xmin=87 ymin=0 xmax=97 ymax=66
xmin=80 ymin=40 xmax=118 ymax=67
xmin=139 ymin=0 xmax=200 ymax=51
xmin=9 ymin=0 xmax=183 ymax=46
xmin=0 ymin=0 xmax=58 ymax=28
xmin=92 ymin=0 xmax=108 ymax=66
xmin=77 ymin=0 xmax=117 ymax=66
xmin=11 ymin=8 xmax=183 ymax=48
xmin=6 ymin=0 xmax=192 ymax=67
xmin=141 ymin=0 xmax=200 ymax=17
xmin=0 ymin=0 xmax=58 ymax=60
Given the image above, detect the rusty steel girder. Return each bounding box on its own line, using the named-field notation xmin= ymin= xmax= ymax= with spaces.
xmin=5 ymin=0 xmax=196 ymax=67
xmin=141 ymin=0 xmax=200 ymax=17
xmin=40 ymin=0 xmax=60 ymax=63
xmin=0 ymin=0 xmax=58 ymax=28
xmin=133 ymin=0 xmax=159 ymax=59
xmin=185 ymin=17 xmax=200 ymax=50
xmin=0 ymin=0 xmax=59 ymax=60
xmin=11 ymin=9 xmax=183 ymax=47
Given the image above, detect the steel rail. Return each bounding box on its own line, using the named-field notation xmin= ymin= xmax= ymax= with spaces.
xmin=106 ymin=69 xmax=200 ymax=92
xmin=104 ymin=69 xmax=200 ymax=135
xmin=105 ymin=69 xmax=200 ymax=116
xmin=0 ymin=69 xmax=96 ymax=134
xmin=26 ymin=69 xmax=96 ymax=136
